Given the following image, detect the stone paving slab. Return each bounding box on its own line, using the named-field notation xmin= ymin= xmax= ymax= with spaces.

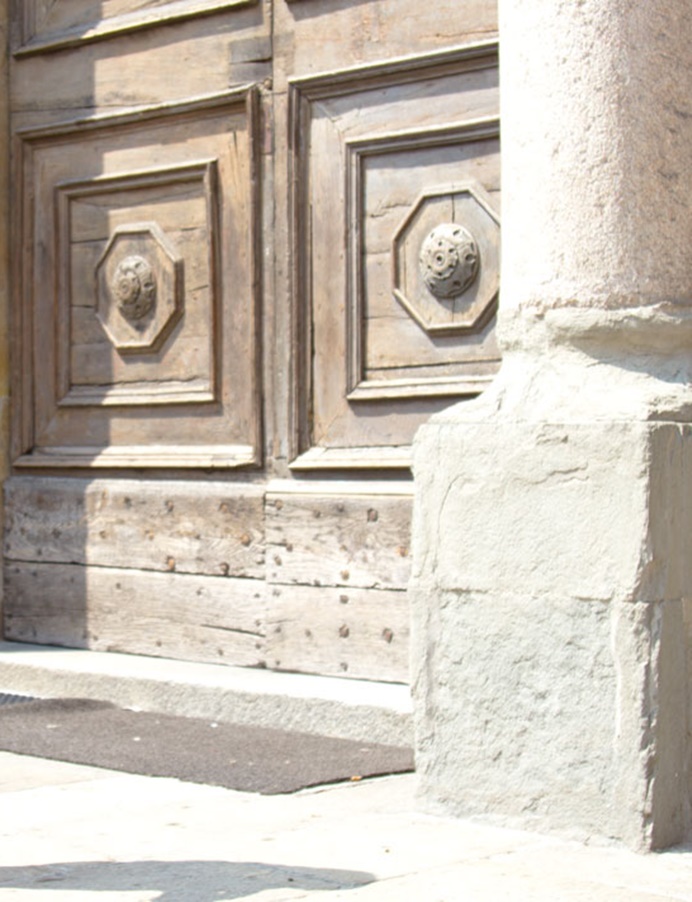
xmin=1 ymin=752 xmax=691 ymax=901
xmin=0 ymin=642 xmax=412 ymax=746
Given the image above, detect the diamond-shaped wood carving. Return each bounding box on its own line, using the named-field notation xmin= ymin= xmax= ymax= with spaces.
xmin=96 ymin=222 xmax=183 ymax=353
xmin=392 ymin=182 xmax=500 ymax=335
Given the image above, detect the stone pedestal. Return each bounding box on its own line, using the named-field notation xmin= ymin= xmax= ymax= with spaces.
xmin=412 ymin=405 xmax=692 ymax=848
xmin=411 ymin=0 xmax=692 ymax=849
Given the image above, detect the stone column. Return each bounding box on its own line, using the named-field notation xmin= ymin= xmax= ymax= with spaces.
xmin=410 ymin=0 xmax=692 ymax=849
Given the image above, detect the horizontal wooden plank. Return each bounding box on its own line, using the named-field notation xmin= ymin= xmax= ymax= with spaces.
xmin=5 ymin=477 xmax=265 ymax=578
xmin=266 ymin=489 xmax=412 ymax=590
xmin=276 ymin=9 xmax=496 ymax=78
xmin=266 ymin=583 xmax=409 ymax=683
xmin=12 ymin=31 xmax=269 ymax=119
xmin=266 ymin=480 xmax=414 ymax=497
xmin=4 ymin=562 xmax=266 ymax=668
xmin=365 ymin=313 xmax=500 ymax=370
xmin=13 ymin=446 xmax=258 ymax=469
xmin=60 ymin=382 xmax=215 ymax=408
xmin=289 ymin=447 xmax=413 ymax=470
xmin=16 ymin=0 xmax=259 ymax=57
xmin=69 ymin=323 xmax=211 ymax=390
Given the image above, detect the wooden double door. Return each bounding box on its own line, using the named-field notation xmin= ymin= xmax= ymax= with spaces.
xmin=4 ymin=0 xmax=500 ymax=683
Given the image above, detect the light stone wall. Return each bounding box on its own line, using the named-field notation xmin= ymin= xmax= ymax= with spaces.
xmin=411 ymin=0 xmax=692 ymax=850
xmin=411 ymin=416 xmax=692 ymax=848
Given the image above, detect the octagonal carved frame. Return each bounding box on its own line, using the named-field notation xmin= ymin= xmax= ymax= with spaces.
xmin=95 ymin=222 xmax=184 ymax=354
xmin=392 ymin=181 xmax=500 ymax=336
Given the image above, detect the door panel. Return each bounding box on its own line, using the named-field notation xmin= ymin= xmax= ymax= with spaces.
xmin=5 ymin=477 xmax=265 ymax=578
xmin=14 ymin=90 xmax=261 ymax=468
xmin=288 ymin=45 xmax=500 ymax=469
xmin=5 ymin=0 xmax=499 ymax=684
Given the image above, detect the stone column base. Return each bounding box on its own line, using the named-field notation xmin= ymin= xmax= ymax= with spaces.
xmin=411 ymin=413 xmax=692 ymax=849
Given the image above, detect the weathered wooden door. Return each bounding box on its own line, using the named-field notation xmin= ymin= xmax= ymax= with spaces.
xmin=4 ymin=1 xmax=499 ymax=684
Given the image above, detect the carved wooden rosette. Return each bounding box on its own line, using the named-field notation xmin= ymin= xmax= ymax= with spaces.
xmin=96 ymin=223 xmax=182 ymax=354
xmin=392 ymin=181 xmax=500 ymax=336
xmin=419 ymin=223 xmax=480 ymax=301
xmin=112 ymin=255 xmax=157 ymax=323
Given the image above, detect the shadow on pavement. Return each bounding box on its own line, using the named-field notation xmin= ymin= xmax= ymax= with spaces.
xmin=0 ymin=859 xmax=376 ymax=900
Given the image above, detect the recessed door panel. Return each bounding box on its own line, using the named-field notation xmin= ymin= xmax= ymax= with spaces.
xmin=15 ymin=90 xmax=261 ymax=468
xmin=289 ymin=44 xmax=500 ymax=470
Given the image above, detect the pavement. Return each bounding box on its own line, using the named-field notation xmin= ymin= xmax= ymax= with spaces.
xmin=1 ymin=643 xmax=692 ymax=900
xmin=1 ymin=751 xmax=692 ymax=902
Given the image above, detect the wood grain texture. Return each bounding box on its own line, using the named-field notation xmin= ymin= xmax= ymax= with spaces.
xmin=7 ymin=0 xmax=500 ymax=684
xmin=266 ymin=486 xmax=412 ymax=590
xmin=267 ymin=583 xmax=409 ymax=682
xmin=4 ymin=561 xmax=266 ymax=667
xmin=274 ymin=0 xmax=497 ymax=91
xmin=5 ymin=477 xmax=265 ymax=579
xmin=14 ymin=89 xmax=262 ymax=468
xmin=12 ymin=11 xmax=270 ymax=121
xmin=288 ymin=43 xmax=500 ymax=465
xmin=16 ymin=0 xmax=259 ymax=57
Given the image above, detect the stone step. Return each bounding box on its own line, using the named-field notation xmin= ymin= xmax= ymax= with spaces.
xmin=0 ymin=641 xmax=412 ymax=747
